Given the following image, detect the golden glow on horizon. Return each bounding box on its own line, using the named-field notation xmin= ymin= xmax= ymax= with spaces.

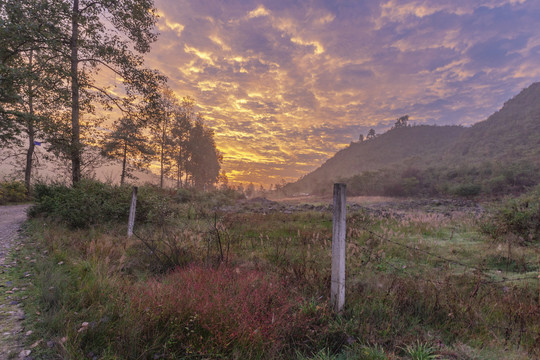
xmin=138 ymin=0 xmax=540 ymax=186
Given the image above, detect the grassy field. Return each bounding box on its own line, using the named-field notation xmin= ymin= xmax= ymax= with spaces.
xmin=5 ymin=181 xmax=540 ymax=359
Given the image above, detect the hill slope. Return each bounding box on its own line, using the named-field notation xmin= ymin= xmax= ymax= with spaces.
xmin=449 ymin=82 xmax=540 ymax=163
xmin=293 ymin=125 xmax=465 ymax=193
xmin=287 ymin=82 xmax=540 ymax=196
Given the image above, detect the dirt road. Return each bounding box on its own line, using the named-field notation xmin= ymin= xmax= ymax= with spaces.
xmin=0 ymin=204 xmax=31 ymax=359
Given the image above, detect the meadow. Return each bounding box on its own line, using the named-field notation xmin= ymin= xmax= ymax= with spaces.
xmin=4 ymin=180 xmax=540 ymax=359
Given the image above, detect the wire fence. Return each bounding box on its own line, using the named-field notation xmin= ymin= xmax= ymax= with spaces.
xmin=347 ymin=225 xmax=539 ymax=288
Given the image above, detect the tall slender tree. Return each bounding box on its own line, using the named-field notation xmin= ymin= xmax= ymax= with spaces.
xmin=2 ymin=0 xmax=164 ymax=186
xmin=149 ymin=86 xmax=178 ymax=188
xmin=167 ymin=97 xmax=193 ymax=188
xmin=0 ymin=0 xmax=68 ymax=191
xmin=64 ymin=0 xmax=163 ymax=184
xmin=101 ymin=117 xmax=154 ymax=185
xmin=186 ymin=119 xmax=222 ymax=190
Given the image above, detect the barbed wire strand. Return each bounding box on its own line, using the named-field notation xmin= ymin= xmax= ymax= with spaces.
xmin=354 ymin=226 xmax=539 ymax=286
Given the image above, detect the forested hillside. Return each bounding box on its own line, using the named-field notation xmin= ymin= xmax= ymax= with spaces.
xmin=287 ymin=82 xmax=540 ymax=197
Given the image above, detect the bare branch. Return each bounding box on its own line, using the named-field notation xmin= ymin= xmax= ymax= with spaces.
xmin=85 ymin=83 xmax=128 ymax=114
xmin=78 ymin=57 xmax=123 ymax=77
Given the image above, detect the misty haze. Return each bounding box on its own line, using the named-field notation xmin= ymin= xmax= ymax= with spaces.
xmin=1 ymin=0 xmax=540 ymax=359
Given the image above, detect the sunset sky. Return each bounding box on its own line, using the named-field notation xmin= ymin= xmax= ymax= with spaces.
xmin=142 ymin=0 xmax=540 ymax=187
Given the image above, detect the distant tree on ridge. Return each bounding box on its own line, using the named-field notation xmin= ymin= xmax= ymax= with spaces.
xmin=394 ymin=115 xmax=409 ymax=128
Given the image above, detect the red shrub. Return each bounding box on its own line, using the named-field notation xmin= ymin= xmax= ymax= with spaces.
xmin=130 ymin=265 xmax=307 ymax=356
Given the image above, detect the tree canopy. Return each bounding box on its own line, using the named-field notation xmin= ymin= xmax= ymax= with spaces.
xmin=0 ymin=0 xmax=165 ymax=184
xmin=1 ymin=0 xmax=223 ymax=190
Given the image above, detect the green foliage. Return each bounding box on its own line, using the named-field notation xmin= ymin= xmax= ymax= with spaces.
xmin=1 ymin=0 xmax=166 ymax=184
xmin=29 ymin=180 xmax=132 ymax=228
xmin=393 ymin=115 xmax=409 ymax=129
xmin=16 ymin=190 xmax=540 ymax=359
xmin=482 ymin=186 xmax=540 ymax=243
xmin=451 ymin=183 xmax=482 ymax=198
xmin=296 ymin=349 xmax=347 ymax=360
xmin=101 ymin=116 xmax=155 ymax=185
xmin=28 ymin=180 xmax=168 ymax=228
xmin=342 ymin=343 xmax=389 ymax=360
xmin=173 ymin=186 xmax=242 ymax=207
xmin=186 ymin=119 xmax=222 ymax=189
xmin=148 ymin=89 xmax=222 ymax=190
xmin=28 ymin=180 xmax=244 ymax=229
xmin=484 ymin=254 xmax=537 ymax=273
xmin=308 ymin=160 xmax=540 ymax=198
xmin=297 ymin=343 xmax=390 ymax=360
xmin=355 ymin=344 xmax=388 ymax=360
xmin=0 ymin=180 xmax=27 ymax=204
xmin=402 ymin=341 xmax=440 ymax=359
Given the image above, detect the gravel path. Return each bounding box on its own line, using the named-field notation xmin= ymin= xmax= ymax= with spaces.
xmin=0 ymin=204 xmax=31 ymax=359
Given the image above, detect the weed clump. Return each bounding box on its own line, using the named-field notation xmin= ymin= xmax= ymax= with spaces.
xmin=0 ymin=180 xmax=27 ymax=204
xmin=128 ymin=265 xmax=315 ymax=358
xmin=480 ymin=185 xmax=540 ymax=243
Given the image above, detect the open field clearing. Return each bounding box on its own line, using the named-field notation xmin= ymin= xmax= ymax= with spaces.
xmin=3 ymin=2 xmax=540 ymax=358
xmin=2 ymin=181 xmax=538 ymax=359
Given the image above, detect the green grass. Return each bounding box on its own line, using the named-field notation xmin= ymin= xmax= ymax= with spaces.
xmin=11 ymin=184 xmax=540 ymax=359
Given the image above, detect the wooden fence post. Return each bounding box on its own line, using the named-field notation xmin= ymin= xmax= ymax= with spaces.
xmin=127 ymin=186 xmax=138 ymax=237
xmin=331 ymin=183 xmax=346 ymax=313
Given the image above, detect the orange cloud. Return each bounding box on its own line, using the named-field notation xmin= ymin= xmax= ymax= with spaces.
xmin=141 ymin=0 xmax=540 ymax=186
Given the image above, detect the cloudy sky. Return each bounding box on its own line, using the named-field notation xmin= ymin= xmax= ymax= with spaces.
xmin=143 ymin=0 xmax=540 ymax=186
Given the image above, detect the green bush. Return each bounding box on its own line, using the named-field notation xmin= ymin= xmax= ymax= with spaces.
xmin=28 ymin=180 xmax=245 ymax=229
xmin=0 ymin=180 xmax=27 ymax=204
xmin=29 ymin=180 xmax=132 ymax=228
xmin=481 ymin=186 xmax=540 ymax=243
xmin=451 ymin=183 xmax=482 ymax=198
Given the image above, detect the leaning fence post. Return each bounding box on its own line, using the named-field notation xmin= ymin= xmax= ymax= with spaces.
xmin=127 ymin=186 xmax=138 ymax=237
xmin=331 ymin=183 xmax=346 ymax=313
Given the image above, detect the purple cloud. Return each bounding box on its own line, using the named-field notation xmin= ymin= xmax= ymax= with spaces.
xmin=146 ymin=0 xmax=540 ymax=185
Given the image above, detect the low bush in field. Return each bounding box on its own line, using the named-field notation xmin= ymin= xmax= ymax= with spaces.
xmin=29 ymin=180 xmax=185 ymax=228
xmin=481 ymin=186 xmax=540 ymax=243
xmin=29 ymin=180 xmax=134 ymax=228
xmin=451 ymin=183 xmax=482 ymax=198
xmin=127 ymin=266 xmax=318 ymax=358
xmin=0 ymin=180 xmax=27 ymax=204
xmin=28 ymin=180 xmax=244 ymax=228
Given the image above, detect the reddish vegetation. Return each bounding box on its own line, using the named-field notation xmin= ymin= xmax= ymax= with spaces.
xmin=131 ymin=265 xmax=311 ymax=356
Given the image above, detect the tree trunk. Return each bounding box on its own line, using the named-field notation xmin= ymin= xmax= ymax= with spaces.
xmin=121 ymin=141 xmax=127 ymax=185
xmin=160 ymin=141 xmax=164 ymax=188
xmin=24 ymin=49 xmax=35 ymax=193
xmin=159 ymin=115 xmax=168 ymax=188
xmin=70 ymin=0 xmax=81 ymax=185
xmin=176 ymin=152 xmax=182 ymax=189
xmin=25 ymin=128 xmax=35 ymax=193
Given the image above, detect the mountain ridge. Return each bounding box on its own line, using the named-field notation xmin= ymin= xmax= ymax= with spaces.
xmin=287 ymin=81 xmax=540 ymax=197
